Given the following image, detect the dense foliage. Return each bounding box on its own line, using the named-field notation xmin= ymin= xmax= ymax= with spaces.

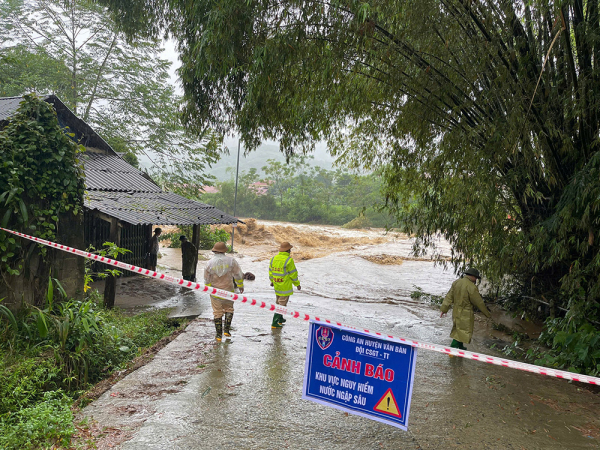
xmin=200 ymin=160 xmax=392 ymax=227
xmin=97 ymin=0 xmax=600 ymax=325
xmin=159 ymin=225 xmax=231 ymax=249
xmin=0 ymin=287 xmax=182 ymax=449
xmin=534 ymin=318 xmax=600 ymax=376
xmin=0 ymin=95 xmax=85 ymax=279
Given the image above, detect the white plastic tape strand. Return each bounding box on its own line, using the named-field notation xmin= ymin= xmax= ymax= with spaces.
xmin=2 ymin=227 xmax=600 ymax=386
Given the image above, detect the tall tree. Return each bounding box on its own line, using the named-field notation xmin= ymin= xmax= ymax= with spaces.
xmin=0 ymin=0 xmax=221 ymax=190
xmin=99 ymin=0 xmax=600 ymax=319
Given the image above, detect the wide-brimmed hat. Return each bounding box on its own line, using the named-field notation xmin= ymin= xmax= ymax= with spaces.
xmin=212 ymin=242 xmax=228 ymax=253
xmin=279 ymin=241 xmax=293 ymax=252
xmin=463 ymin=268 xmax=481 ymax=279
xmin=179 ymin=235 xmax=187 ymax=241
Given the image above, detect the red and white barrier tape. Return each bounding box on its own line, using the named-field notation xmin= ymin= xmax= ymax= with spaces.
xmin=2 ymin=227 xmax=599 ymax=386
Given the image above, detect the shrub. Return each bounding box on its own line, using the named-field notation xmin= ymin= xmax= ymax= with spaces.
xmin=0 ymin=287 xmax=183 ymax=449
xmin=0 ymin=357 xmax=61 ymax=416
xmin=410 ymin=286 xmax=443 ymax=305
xmin=0 ymin=391 xmax=74 ymax=450
xmin=532 ymin=318 xmax=600 ymax=376
xmin=160 ymin=225 xmax=230 ymax=250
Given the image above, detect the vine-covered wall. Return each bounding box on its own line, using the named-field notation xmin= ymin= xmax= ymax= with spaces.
xmin=0 ymin=95 xmax=86 ymax=307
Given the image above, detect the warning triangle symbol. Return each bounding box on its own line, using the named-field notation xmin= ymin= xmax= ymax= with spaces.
xmin=373 ymin=388 xmax=402 ymax=418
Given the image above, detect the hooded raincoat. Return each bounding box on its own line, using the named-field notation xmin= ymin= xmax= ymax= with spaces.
xmin=204 ymin=253 xmax=244 ymax=295
xmin=440 ymin=277 xmax=491 ymax=344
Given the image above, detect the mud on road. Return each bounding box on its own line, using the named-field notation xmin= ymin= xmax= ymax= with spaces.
xmin=79 ymin=220 xmax=600 ymax=449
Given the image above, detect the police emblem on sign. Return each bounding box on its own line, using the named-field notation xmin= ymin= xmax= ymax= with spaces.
xmin=316 ymin=326 xmax=334 ymax=350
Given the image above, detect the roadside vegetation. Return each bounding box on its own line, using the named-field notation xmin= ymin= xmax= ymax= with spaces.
xmin=159 ymin=225 xmax=231 ymax=250
xmin=0 ymin=286 xmax=184 ymax=450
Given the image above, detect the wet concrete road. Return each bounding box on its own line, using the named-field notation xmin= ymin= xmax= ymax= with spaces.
xmin=83 ymin=242 xmax=600 ymax=449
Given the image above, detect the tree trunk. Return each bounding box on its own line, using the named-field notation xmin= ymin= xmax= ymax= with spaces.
xmin=191 ymin=224 xmax=200 ymax=281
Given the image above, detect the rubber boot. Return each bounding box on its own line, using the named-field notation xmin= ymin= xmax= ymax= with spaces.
xmin=224 ymin=312 xmax=234 ymax=337
xmin=214 ymin=317 xmax=223 ymax=341
xmin=271 ymin=313 xmax=283 ymax=329
xmin=451 ymin=339 xmax=466 ymax=350
xmin=449 ymin=339 xmax=466 ymax=357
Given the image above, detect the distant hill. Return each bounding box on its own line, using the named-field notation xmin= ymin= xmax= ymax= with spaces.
xmin=136 ymin=139 xmax=339 ymax=182
xmin=211 ymin=139 xmax=336 ymax=181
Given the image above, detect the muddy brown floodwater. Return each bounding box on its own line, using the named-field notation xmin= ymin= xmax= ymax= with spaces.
xmin=79 ymin=220 xmax=600 ymax=449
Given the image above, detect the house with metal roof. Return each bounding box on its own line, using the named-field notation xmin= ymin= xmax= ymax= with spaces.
xmin=0 ymin=95 xmax=238 ymax=307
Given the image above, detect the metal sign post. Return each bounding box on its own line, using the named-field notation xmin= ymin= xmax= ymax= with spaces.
xmin=231 ymin=140 xmax=241 ymax=252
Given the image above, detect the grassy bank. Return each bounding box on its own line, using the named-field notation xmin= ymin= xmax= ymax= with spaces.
xmin=0 ymin=290 xmax=185 ymax=449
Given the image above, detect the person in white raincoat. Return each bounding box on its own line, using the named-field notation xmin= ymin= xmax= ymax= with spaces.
xmin=204 ymin=242 xmax=244 ymax=341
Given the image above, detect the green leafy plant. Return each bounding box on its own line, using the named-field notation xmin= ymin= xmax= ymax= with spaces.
xmin=530 ymin=317 xmax=600 ymax=376
xmin=0 ymin=390 xmax=74 ymax=450
xmin=0 ymin=281 xmax=184 ymax=449
xmin=0 ymin=94 xmax=84 ymax=280
xmin=83 ymin=242 xmax=131 ymax=292
xmin=160 ymin=226 xmax=231 ymax=250
xmin=0 ymin=301 xmax=19 ymax=346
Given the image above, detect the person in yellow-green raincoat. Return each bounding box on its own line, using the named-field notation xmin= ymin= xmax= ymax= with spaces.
xmin=269 ymin=241 xmax=301 ymax=329
xmin=440 ymin=268 xmax=491 ymax=350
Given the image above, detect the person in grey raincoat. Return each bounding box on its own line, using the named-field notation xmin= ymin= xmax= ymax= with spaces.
xmin=204 ymin=242 xmax=244 ymax=341
xmin=440 ymin=268 xmax=491 ymax=350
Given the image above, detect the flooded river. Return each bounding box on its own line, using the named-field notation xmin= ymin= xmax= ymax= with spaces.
xmin=81 ymin=221 xmax=600 ymax=449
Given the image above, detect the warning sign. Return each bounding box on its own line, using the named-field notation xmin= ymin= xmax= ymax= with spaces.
xmin=303 ymin=321 xmax=417 ymax=430
xmin=373 ymin=388 xmax=401 ymax=418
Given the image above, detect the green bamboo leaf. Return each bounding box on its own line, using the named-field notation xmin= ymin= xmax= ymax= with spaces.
xmin=5 ymin=188 xmax=18 ymax=206
xmin=18 ymin=199 xmax=28 ymax=223
xmin=1 ymin=209 xmax=12 ymax=228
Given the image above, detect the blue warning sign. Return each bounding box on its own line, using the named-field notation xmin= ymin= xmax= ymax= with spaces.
xmin=302 ymin=321 xmax=417 ymax=430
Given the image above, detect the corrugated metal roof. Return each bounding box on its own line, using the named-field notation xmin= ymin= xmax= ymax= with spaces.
xmin=82 ymin=154 xmax=161 ymax=193
xmin=83 ymin=153 xmax=141 ymax=171
xmin=0 ymin=97 xmax=30 ymax=122
xmin=84 ymin=191 xmax=240 ymax=225
xmin=1 ymin=95 xmax=117 ymax=153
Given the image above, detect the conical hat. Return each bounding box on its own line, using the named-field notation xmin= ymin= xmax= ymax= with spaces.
xmin=212 ymin=242 xmax=228 ymax=253
xmin=279 ymin=242 xmax=293 ymax=252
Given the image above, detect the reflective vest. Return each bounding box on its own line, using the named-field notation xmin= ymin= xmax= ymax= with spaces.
xmin=269 ymin=252 xmax=300 ymax=296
